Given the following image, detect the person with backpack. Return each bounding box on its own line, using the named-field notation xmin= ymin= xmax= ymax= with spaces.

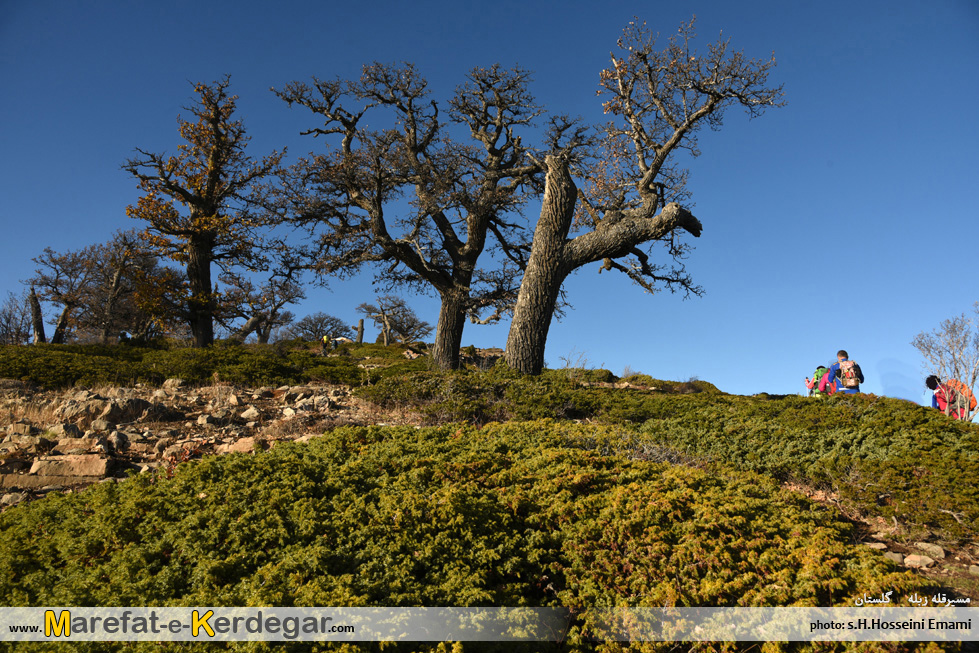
xmin=819 ymin=350 xmax=864 ymax=395
xmin=925 ymin=375 xmax=976 ymax=420
xmin=805 ymin=365 xmax=835 ymax=397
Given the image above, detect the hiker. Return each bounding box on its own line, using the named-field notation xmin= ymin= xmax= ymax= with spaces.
xmin=320 ymin=334 xmax=331 ymax=355
xmin=925 ymin=375 xmax=975 ymax=420
xmin=805 ymin=365 xmax=835 ymax=397
xmin=819 ymin=350 xmax=864 ymax=395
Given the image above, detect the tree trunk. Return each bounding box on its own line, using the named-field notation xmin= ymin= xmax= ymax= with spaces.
xmin=233 ymin=315 xmax=262 ymax=342
xmin=29 ymin=287 xmax=46 ymax=344
xmin=100 ymin=266 xmax=125 ymax=344
xmin=431 ymin=291 xmax=467 ymax=370
xmin=186 ymin=236 xmax=215 ymax=347
xmin=51 ymin=306 xmax=72 ymax=344
xmin=505 ymin=156 xmax=578 ymax=375
xmin=355 ymin=318 xmax=364 ymax=344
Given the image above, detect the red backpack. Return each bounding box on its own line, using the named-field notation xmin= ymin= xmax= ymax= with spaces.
xmin=839 ymin=360 xmax=860 ymax=388
xmin=945 ymin=379 xmax=977 ymax=411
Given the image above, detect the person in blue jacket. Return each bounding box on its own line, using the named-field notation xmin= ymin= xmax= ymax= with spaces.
xmin=819 ymin=350 xmax=864 ymax=395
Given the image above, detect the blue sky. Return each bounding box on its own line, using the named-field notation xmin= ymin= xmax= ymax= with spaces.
xmin=1 ymin=0 xmax=977 ymax=401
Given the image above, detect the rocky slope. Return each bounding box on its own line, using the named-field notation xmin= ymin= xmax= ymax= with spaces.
xmin=0 ymin=378 xmax=413 ymax=508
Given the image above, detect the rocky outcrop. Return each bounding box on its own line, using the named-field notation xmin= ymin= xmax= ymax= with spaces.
xmin=0 ymin=379 xmax=406 ymax=507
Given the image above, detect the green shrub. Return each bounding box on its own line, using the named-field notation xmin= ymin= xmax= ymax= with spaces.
xmin=0 ymin=421 xmax=946 ymax=652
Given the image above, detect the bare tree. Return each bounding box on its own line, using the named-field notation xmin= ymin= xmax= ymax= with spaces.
xmin=124 ymin=77 xmax=284 ymax=347
xmin=0 ymin=292 xmax=31 ymax=345
xmin=219 ymin=269 xmax=305 ymax=344
xmin=357 ymin=295 xmax=433 ymax=346
xmin=276 ymin=64 xmax=539 ymax=370
xmin=912 ymin=303 xmax=979 ymax=421
xmin=284 ymin=312 xmax=352 ymax=342
xmin=28 ymin=245 xmax=99 ymax=343
xmin=505 ymin=18 xmax=784 ymax=374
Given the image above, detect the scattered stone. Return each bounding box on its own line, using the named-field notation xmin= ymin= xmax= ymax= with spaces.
xmin=90 ymin=419 xmax=114 ymax=432
xmin=863 ymin=542 xmax=888 ymax=550
xmin=1 ymin=492 xmax=27 ymax=506
xmin=163 ymin=378 xmax=186 ymax=393
xmin=914 ymin=542 xmax=946 ymax=560
xmin=108 ymin=431 xmax=130 ymax=452
xmin=46 ymin=423 xmax=83 ymax=438
xmin=197 ymin=414 xmax=219 ymax=427
xmin=30 ymin=454 xmax=110 ymax=478
xmin=240 ymin=406 xmax=260 ymax=420
xmin=969 ymin=566 xmax=979 ymax=577
xmin=903 ymin=554 xmax=935 ymax=569
xmin=7 ymin=423 xmax=38 ymax=436
xmin=884 ymin=552 xmax=904 ymax=565
xmin=215 ymin=436 xmax=268 ymax=455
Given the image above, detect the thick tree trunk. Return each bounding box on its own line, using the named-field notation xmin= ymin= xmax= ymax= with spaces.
xmin=186 ymin=236 xmax=215 ymax=347
xmin=431 ymin=291 xmax=467 ymax=370
xmin=29 ymin=287 xmax=46 ymax=344
xmin=233 ymin=315 xmax=262 ymax=342
xmin=355 ymin=318 xmax=364 ymax=344
xmin=505 ymin=156 xmax=578 ymax=375
xmin=51 ymin=306 xmax=71 ymax=344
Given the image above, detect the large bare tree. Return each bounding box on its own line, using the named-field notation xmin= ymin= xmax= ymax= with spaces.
xmin=276 ymin=64 xmax=542 ymax=370
xmin=124 ymin=77 xmax=284 ymax=347
xmin=912 ymin=303 xmax=979 ymax=422
xmin=505 ymin=19 xmax=784 ymax=374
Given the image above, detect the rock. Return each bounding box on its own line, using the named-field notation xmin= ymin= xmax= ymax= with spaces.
xmin=108 ymin=431 xmax=129 ymax=452
xmin=197 ymin=414 xmax=220 ymax=427
xmin=914 ymin=542 xmax=946 ymax=560
xmin=46 ymin=423 xmax=83 ymax=438
xmin=98 ymin=398 xmax=152 ymax=424
xmin=215 ymin=436 xmax=268 ymax=455
xmin=863 ymin=542 xmax=888 ymax=550
xmin=140 ymin=403 xmax=185 ymax=422
xmin=240 ymin=406 xmax=260 ymax=420
xmin=228 ymin=394 xmax=242 ymax=406
xmin=903 ymin=554 xmax=935 ymax=569
xmin=1 ymin=492 xmax=27 ymax=506
xmin=7 ymin=423 xmax=38 ymax=436
xmin=884 ymin=552 xmax=904 ymax=565
xmin=163 ymin=378 xmax=186 ymax=393
xmin=282 ymin=407 xmax=296 ymax=419
xmin=90 ymin=419 xmax=114 ymax=432
xmin=29 ymin=454 xmax=110 ymax=477
xmin=969 ymin=566 xmax=979 ymax=577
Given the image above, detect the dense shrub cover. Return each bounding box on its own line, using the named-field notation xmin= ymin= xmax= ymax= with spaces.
xmin=0 ymin=422 xmax=948 ymax=652
xmin=0 ymin=343 xmax=425 ymax=388
xmin=360 ymin=372 xmax=978 ymax=540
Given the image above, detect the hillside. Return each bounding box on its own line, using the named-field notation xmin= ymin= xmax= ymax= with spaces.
xmin=0 ymin=342 xmax=977 ymax=652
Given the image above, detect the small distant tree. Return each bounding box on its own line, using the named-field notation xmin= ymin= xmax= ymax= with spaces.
xmin=124 ymin=77 xmax=284 ymax=347
xmin=285 ymin=312 xmax=352 ymax=342
xmin=912 ymin=303 xmax=979 ymax=421
xmin=357 ymin=296 xmax=432 ymax=345
xmin=219 ymin=270 xmax=305 ymax=344
xmin=0 ymin=292 xmax=31 ymax=345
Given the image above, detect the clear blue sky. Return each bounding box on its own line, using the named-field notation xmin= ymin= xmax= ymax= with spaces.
xmin=2 ymin=0 xmax=977 ymax=401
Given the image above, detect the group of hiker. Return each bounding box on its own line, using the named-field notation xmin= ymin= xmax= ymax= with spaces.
xmin=804 ymin=350 xmax=976 ymax=421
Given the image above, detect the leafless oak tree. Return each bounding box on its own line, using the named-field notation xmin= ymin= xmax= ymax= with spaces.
xmin=275 ymin=64 xmax=541 ymax=369
xmin=505 ymin=19 xmax=784 ymax=374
